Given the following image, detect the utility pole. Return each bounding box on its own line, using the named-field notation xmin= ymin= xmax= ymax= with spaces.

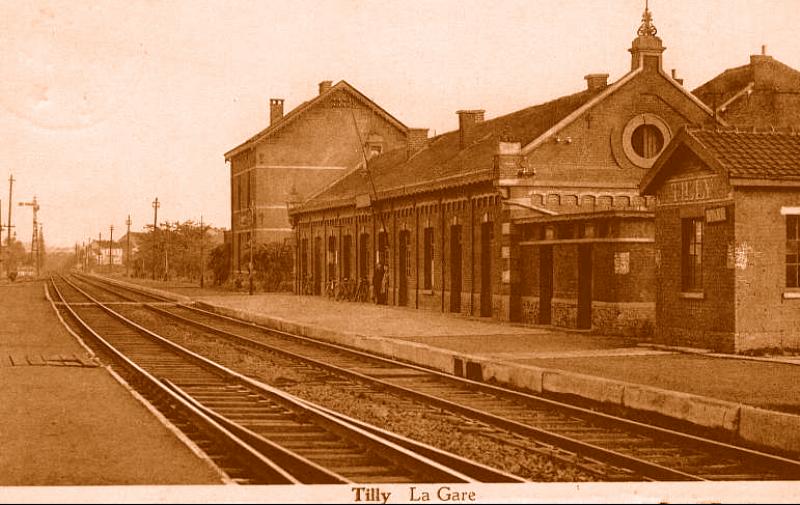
xmin=7 ymin=175 xmax=13 ymax=250
xmin=38 ymin=223 xmax=43 ymax=275
xmin=98 ymin=232 xmax=102 ymax=272
xmin=163 ymin=221 xmax=171 ymax=282
xmin=151 ymin=197 xmax=160 ymax=280
xmin=125 ymin=215 xmax=132 ymax=277
xmin=199 ymin=215 xmax=206 ymax=289
xmin=109 ymin=225 xmax=114 ymax=274
xmin=5 ymin=175 xmax=14 ymax=279
xmin=0 ymin=199 xmax=3 ymax=276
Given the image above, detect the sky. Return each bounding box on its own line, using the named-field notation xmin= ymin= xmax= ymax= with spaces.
xmin=0 ymin=0 xmax=798 ymax=248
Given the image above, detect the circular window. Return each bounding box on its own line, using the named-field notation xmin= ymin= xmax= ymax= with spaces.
xmin=631 ymin=124 xmax=664 ymax=158
xmin=622 ymin=114 xmax=671 ymax=168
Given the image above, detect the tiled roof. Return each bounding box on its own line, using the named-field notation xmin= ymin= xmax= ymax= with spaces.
xmin=641 ymin=126 xmax=800 ymax=195
xmin=688 ymin=128 xmax=800 ymax=180
xmin=296 ymin=88 xmax=599 ymax=212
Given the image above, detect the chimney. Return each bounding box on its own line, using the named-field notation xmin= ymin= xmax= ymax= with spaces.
xmin=457 ymin=110 xmax=485 ymax=149
xmin=318 ymin=80 xmax=333 ymax=95
xmin=584 ymin=73 xmax=609 ymax=92
xmin=270 ymin=98 xmax=284 ymax=125
xmin=671 ymin=69 xmax=684 ymax=86
xmin=750 ymin=45 xmax=775 ymax=86
xmin=406 ymin=128 xmax=429 ymax=157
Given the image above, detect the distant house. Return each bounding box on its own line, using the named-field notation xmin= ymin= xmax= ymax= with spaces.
xmin=693 ymin=47 xmax=800 ymax=130
xmin=116 ymin=231 xmax=145 ymax=265
xmin=91 ymin=240 xmax=123 ymax=267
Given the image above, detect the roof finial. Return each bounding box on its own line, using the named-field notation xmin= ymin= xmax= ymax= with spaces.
xmin=637 ymin=0 xmax=658 ymax=37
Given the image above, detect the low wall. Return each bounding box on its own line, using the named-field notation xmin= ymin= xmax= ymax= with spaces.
xmin=198 ymin=300 xmax=800 ymax=455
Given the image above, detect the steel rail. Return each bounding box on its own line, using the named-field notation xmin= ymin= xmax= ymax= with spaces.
xmin=75 ymin=273 xmax=800 ymax=480
xmin=56 ymin=274 xmax=515 ymax=484
xmin=49 ymin=276 xmax=303 ymax=484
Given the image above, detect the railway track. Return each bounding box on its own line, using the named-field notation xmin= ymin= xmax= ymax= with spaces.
xmin=69 ymin=273 xmax=800 ymax=481
xmin=50 ymin=274 xmax=522 ymax=485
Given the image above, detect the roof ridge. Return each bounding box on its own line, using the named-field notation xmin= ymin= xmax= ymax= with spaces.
xmin=224 ymin=80 xmax=408 ymax=160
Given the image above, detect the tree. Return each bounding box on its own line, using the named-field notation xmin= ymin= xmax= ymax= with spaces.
xmin=208 ymin=242 xmax=231 ymax=286
xmin=4 ymin=237 xmax=26 ymax=280
xmin=131 ymin=220 xmax=223 ymax=283
xmin=253 ymin=242 xmax=293 ymax=292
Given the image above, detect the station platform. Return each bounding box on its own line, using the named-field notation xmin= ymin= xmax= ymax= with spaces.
xmin=0 ymin=280 xmax=224 ymax=485
xmin=101 ymin=275 xmax=800 ymax=456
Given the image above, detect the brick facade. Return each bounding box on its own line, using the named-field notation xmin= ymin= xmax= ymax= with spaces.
xmin=288 ymin=10 xmax=722 ymax=338
xmin=225 ymin=81 xmax=408 ymax=274
xmin=643 ymin=129 xmax=800 ymax=352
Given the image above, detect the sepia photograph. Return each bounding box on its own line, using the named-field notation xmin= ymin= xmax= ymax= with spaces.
xmin=1 ymin=0 xmax=800 ymax=503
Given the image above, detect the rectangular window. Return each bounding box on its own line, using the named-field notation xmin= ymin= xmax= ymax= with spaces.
xmin=423 ymin=227 xmax=434 ymax=290
xmin=787 ymin=215 xmax=800 ymax=288
xmin=236 ymin=176 xmax=242 ymax=211
xmin=247 ymin=171 xmax=254 ymax=208
xmin=681 ymin=218 xmax=703 ymax=292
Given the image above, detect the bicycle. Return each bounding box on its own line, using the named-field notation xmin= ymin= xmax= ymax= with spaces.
xmin=325 ymin=278 xmax=337 ymax=299
xmin=301 ymin=275 xmax=314 ymax=295
xmin=353 ymin=277 xmax=369 ymax=302
xmin=337 ymin=278 xmax=355 ymax=301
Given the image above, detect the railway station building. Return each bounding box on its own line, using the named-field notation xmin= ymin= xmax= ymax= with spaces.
xmin=224 ymin=80 xmax=411 ymax=275
xmin=640 ymin=128 xmax=800 ymax=353
xmin=288 ymin=8 xmax=720 ymax=337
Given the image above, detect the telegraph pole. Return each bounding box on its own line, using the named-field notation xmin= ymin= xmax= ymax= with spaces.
xmin=162 ymin=221 xmax=171 ymax=282
xmin=98 ymin=232 xmax=102 ymax=272
xmin=7 ymin=175 xmax=13 ymax=250
xmin=0 ymin=199 xmax=3 ymax=275
xmin=151 ymin=197 xmax=160 ymax=280
xmin=38 ymin=223 xmax=43 ymax=276
xmin=199 ymin=215 xmax=206 ymax=289
xmin=125 ymin=215 xmax=132 ymax=277
xmin=109 ymin=225 xmax=114 ymax=274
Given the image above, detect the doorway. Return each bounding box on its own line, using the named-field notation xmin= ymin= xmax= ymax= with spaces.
xmin=577 ymin=244 xmax=593 ymax=329
xmin=398 ymin=231 xmax=410 ymax=306
xmin=480 ymin=222 xmax=493 ymax=317
xmin=538 ymin=245 xmax=553 ymax=324
xmin=449 ymin=225 xmax=462 ymax=313
xmin=313 ymin=237 xmax=322 ymax=295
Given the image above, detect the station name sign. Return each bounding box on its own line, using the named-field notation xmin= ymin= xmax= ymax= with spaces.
xmin=657 ymin=175 xmax=729 ymax=205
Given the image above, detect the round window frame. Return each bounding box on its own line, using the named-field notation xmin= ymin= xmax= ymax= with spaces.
xmin=621 ymin=113 xmax=672 ymax=168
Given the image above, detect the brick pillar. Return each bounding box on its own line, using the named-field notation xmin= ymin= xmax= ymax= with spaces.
xmin=498 ymin=203 xmax=521 ymax=322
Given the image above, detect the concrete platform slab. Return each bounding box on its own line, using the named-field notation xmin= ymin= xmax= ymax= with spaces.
xmin=101 ymin=277 xmax=800 ymax=456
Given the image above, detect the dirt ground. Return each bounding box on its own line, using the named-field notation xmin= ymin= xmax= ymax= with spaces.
xmin=0 ymin=280 xmax=223 ymax=485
